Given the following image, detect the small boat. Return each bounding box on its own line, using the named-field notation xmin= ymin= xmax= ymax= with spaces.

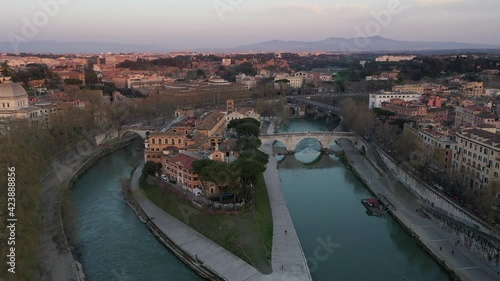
xmin=361 ymin=198 xmax=384 ymax=217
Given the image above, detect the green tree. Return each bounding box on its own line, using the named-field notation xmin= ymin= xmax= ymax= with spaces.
xmin=64 ymin=78 xmax=84 ymax=85
xmin=228 ymin=118 xmax=261 ymax=129
xmin=236 ymin=122 xmax=260 ymax=137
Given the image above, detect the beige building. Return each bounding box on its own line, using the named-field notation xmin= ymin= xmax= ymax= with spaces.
xmin=0 ymin=83 xmax=56 ymax=126
xmin=407 ymin=124 xmax=454 ymax=172
xmin=452 ymin=128 xmax=500 ymax=192
xmin=454 ymin=106 xmax=500 ymax=129
xmin=460 ymin=82 xmax=484 ymax=96
xmin=369 ymin=92 xmax=422 ymax=109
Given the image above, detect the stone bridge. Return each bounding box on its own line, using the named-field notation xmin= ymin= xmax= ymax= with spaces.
xmin=118 ymin=127 xmax=155 ymax=139
xmin=288 ymin=96 xmax=343 ymax=119
xmin=260 ymin=132 xmax=358 ymax=151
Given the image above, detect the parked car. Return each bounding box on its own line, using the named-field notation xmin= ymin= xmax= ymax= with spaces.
xmin=160 ymin=174 xmax=168 ymax=180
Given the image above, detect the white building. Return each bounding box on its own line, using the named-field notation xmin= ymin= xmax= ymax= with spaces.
xmin=0 ymin=83 xmax=56 ymax=126
xmin=222 ymin=58 xmax=232 ymax=66
xmin=375 ymin=55 xmax=416 ymax=62
xmin=287 ymin=77 xmax=304 ymax=88
xmin=319 ymin=73 xmax=333 ymax=81
xmin=226 ymin=107 xmax=260 ymax=122
xmin=369 ymin=92 xmax=422 ymax=109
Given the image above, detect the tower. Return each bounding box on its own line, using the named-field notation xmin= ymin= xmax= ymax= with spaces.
xmin=227 ymin=99 xmax=235 ymax=114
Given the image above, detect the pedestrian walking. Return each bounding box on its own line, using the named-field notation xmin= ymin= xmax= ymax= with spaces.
xmin=439 ymin=247 xmax=442 ymax=251
xmin=285 ymin=230 xmax=287 ymax=235
xmin=452 ymin=250 xmax=454 ymax=255
xmin=281 ymin=265 xmax=283 ymax=270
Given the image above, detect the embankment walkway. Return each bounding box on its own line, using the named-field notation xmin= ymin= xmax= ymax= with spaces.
xmin=338 ymin=139 xmax=499 ymax=281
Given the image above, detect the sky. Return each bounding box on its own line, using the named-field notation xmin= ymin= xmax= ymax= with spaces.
xmin=0 ymin=0 xmax=499 ymax=50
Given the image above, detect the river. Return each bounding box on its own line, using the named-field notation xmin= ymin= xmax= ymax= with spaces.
xmin=277 ymin=119 xmax=451 ymax=281
xmin=72 ymin=145 xmax=203 ymax=281
xmin=72 ymin=118 xmax=450 ymax=281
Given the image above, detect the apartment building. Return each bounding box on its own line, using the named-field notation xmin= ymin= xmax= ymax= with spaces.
xmin=455 ymin=106 xmax=500 ymax=129
xmin=460 ymin=82 xmax=484 ymax=96
xmin=369 ymin=92 xmax=422 ymax=109
xmin=164 ymin=151 xmax=203 ymax=193
xmin=381 ymin=99 xmax=427 ymax=117
xmin=452 ymin=128 xmax=500 ymax=191
xmin=407 ymin=124 xmax=454 ymax=172
xmin=145 ymin=131 xmax=190 ymax=163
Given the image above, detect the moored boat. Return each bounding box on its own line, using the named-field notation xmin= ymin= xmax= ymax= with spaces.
xmin=361 ymin=198 xmax=384 ymax=216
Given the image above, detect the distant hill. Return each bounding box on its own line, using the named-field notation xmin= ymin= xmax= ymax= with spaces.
xmin=205 ymin=36 xmax=500 ymax=53
xmin=0 ymin=36 xmax=499 ymax=54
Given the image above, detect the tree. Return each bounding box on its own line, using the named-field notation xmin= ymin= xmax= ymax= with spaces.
xmin=64 ymin=78 xmax=84 ymax=85
xmin=351 ymin=109 xmax=376 ymax=140
xmin=475 ymin=183 xmax=498 ymax=221
xmin=236 ymin=122 xmax=260 ymax=137
xmin=339 ymin=98 xmax=358 ymax=129
xmin=0 ymin=61 xmax=15 ymax=77
xmin=375 ymin=122 xmax=401 ymax=149
xmin=237 ymin=136 xmax=262 ymax=151
xmin=228 ymin=118 xmax=261 ymax=129
xmin=391 ymin=130 xmax=421 ymax=165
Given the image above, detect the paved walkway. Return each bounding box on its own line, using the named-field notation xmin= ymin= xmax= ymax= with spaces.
xmin=131 ymin=159 xmax=312 ymax=280
xmin=338 ymin=139 xmax=500 ymax=281
xmin=262 ymin=145 xmax=313 ymax=281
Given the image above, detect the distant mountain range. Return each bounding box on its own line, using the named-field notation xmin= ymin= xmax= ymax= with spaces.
xmin=0 ymin=37 xmax=499 ymax=54
xmin=207 ymin=36 xmax=500 ymax=53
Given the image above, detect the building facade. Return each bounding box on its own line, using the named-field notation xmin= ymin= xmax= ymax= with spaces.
xmin=452 ymin=128 xmax=500 ymax=192
xmin=369 ymin=92 xmax=422 ymax=109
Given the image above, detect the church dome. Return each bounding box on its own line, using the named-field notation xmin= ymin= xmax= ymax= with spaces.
xmin=0 ymin=83 xmax=28 ymax=98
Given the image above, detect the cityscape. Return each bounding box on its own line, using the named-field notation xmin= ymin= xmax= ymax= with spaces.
xmin=1 ymin=1 xmax=500 ymax=281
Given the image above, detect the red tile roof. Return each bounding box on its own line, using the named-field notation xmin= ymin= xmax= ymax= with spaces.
xmin=169 ymin=153 xmax=198 ymax=170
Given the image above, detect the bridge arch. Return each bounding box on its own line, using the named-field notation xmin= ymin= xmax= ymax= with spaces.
xmin=260 ymin=132 xmax=358 ymax=152
xmin=118 ymin=129 xmax=149 ymax=139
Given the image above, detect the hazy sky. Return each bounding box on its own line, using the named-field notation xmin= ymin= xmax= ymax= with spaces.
xmin=1 ymin=0 xmax=499 ymax=49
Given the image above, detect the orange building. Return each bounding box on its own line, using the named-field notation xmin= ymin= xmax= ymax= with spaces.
xmin=164 ymin=152 xmax=202 ymax=193
xmin=145 ymin=132 xmax=192 ymax=163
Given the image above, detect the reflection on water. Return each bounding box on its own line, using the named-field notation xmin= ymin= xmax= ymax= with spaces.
xmin=277 ymin=118 xmax=450 ymax=281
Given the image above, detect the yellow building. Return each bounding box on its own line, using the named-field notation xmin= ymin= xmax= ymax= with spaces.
xmin=460 ymin=82 xmax=484 ymax=96
xmin=392 ymin=84 xmax=425 ymax=94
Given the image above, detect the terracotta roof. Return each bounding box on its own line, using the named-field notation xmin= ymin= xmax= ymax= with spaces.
xmin=197 ymin=112 xmax=225 ymax=130
xmin=458 ymin=128 xmax=500 ymax=148
xmin=168 ymin=153 xmax=201 ymax=170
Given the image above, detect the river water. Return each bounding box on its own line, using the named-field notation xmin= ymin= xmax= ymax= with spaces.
xmin=72 ymin=146 xmax=203 ymax=281
xmin=277 ymin=119 xmax=450 ymax=281
xmin=72 ymin=118 xmax=450 ymax=281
